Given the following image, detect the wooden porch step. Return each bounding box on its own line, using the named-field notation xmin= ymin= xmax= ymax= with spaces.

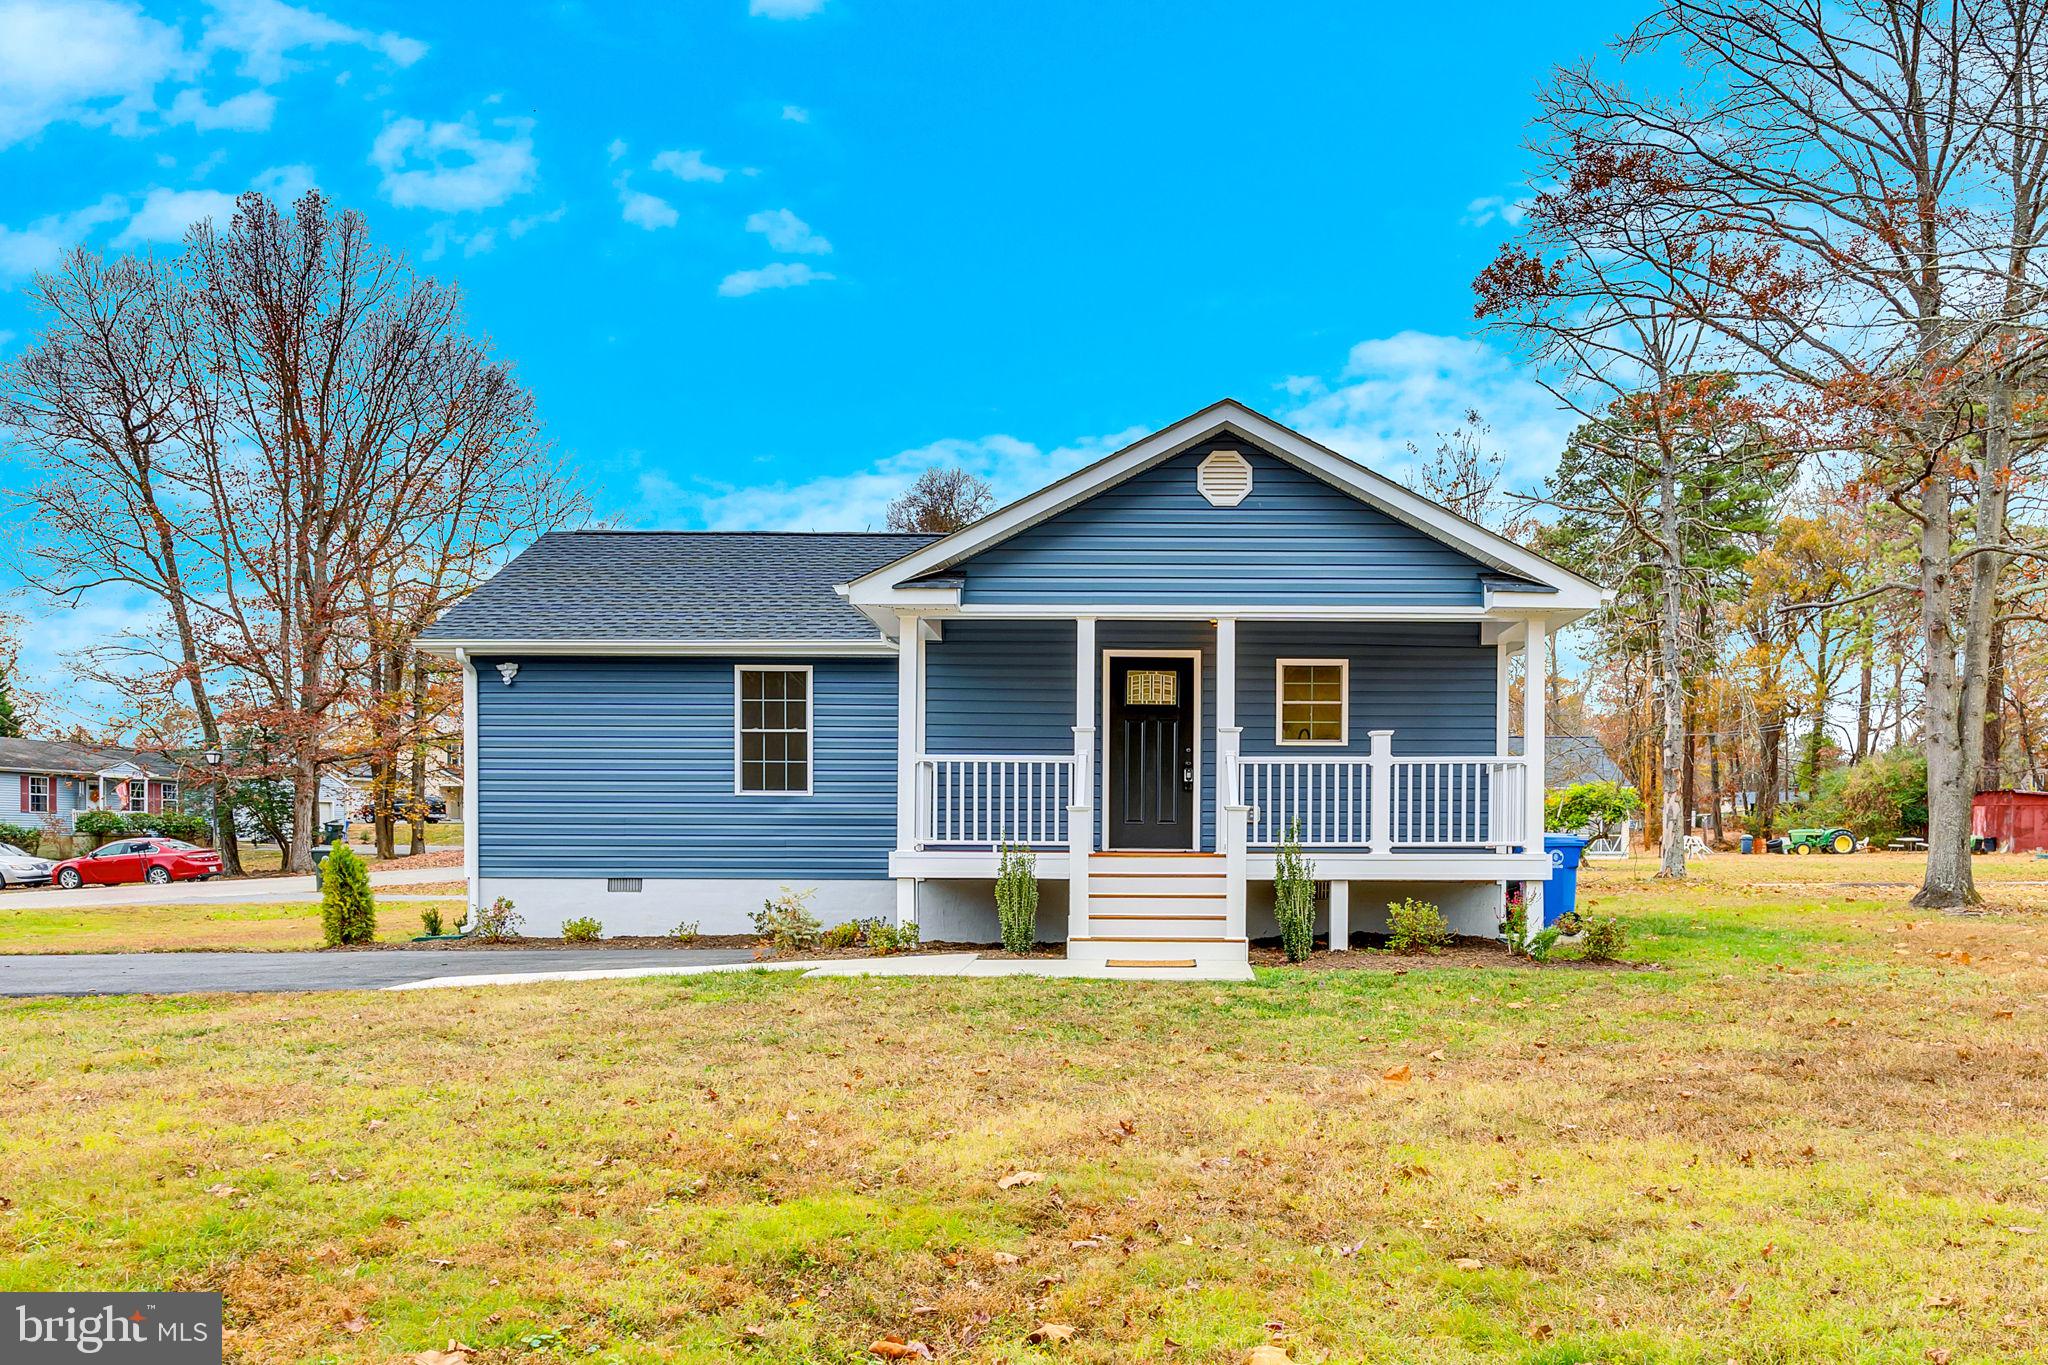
xmin=1107 ymin=958 xmax=1197 ymax=969
xmin=1074 ymin=935 xmax=1249 ymax=944
xmin=1091 ymin=870 xmax=1226 ymax=879
xmin=1090 ymin=912 xmax=1226 ymax=921
xmin=1093 ymin=890 xmax=1225 ymax=900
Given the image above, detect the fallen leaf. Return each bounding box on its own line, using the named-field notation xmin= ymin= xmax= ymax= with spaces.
xmin=990 ymin=1251 xmax=1022 ymax=1265
xmin=410 ymin=1347 xmax=473 ymax=1365
xmin=1926 ymin=1350 xmax=1952 ymax=1365
xmin=869 ymin=1337 xmax=933 ymax=1360
xmin=1028 ymin=1322 xmax=1077 ymax=1344
xmin=997 ymin=1170 xmax=1045 ymax=1190
xmin=1245 ymin=1347 xmax=1293 ymax=1365
xmin=1383 ymin=1064 xmax=1412 ymax=1083
xmin=1452 ymin=1257 xmax=1484 ymax=1271
xmin=342 ymin=1314 xmax=369 ymax=1335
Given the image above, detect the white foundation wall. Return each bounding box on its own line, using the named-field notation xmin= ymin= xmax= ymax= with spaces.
xmin=1244 ymin=879 xmax=1508 ymax=943
xmin=476 ymin=877 xmax=897 ymax=938
xmin=908 ymin=879 xmax=1065 ymax=945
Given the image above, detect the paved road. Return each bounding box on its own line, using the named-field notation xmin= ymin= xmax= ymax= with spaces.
xmin=0 ymin=947 xmax=756 ymax=996
xmin=2 ymin=862 xmax=461 ymax=911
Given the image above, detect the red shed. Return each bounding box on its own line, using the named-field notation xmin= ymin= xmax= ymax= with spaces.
xmin=1972 ymin=790 xmax=2048 ymax=852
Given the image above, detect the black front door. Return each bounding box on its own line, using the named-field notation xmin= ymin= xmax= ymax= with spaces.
xmin=1107 ymin=656 xmax=1195 ymax=850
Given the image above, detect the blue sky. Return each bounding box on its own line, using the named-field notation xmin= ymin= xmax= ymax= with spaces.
xmin=0 ymin=0 xmax=1633 ymax=724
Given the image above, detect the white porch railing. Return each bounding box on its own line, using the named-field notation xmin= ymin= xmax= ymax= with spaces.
xmin=1238 ymin=747 xmax=1527 ymax=853
xmin=914 ymin=754 xmax=1076 ymax=848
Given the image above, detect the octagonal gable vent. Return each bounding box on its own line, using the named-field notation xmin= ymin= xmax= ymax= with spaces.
xmin=1196 ymin=449 xmax=1253 ymax=507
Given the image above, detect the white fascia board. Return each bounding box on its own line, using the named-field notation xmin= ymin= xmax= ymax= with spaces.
xmin=947 ymin=603 xmax=1498 ymax=621
xmin=833 ymin=581 xmax=963 ymax=635
xmin=843 ymin=398 xmax=1609 ymax=606
xmin=416 ymin=637 xmax=899 ymax=658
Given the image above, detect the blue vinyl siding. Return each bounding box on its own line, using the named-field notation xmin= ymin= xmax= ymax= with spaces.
xmin=475 ymin=655 xmax=897 ymax=879
xmin=951 ymin=439 xmax=1497 ymax=606
xmin=923 ymin=619 xmax=1076 ymax=755
xmin=1236 ymin=623 xmax=1497 ymax=757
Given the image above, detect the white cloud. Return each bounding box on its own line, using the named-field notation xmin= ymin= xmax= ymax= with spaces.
xmin=628 ymin=427 xmax=1143 ymax=532
xmin=651 ymin=148 xmax=726 ymax=183
xmin=744 ymin=207 xmax=830 ymax=254
xmin=749 ymin=0 xmax=825 ymax=18
xmin=1280 ymin=330 xmax=1574 ymax=489
xmin=780 ymin=104 xmax=810 ymax=123
xmin=0 ymin=0 xmax=188 ymax=146
xmin=1463 ymin=193 xmax=1531 ymax=229
xmin=165 ymin=84 xmax=275 ymax=131
xmin=372 ymin=115 xmax=537 ymax=212
xmin=606 ymin=137 xmax=628 ymax=163
xmin=203 ymin=0 xmax=425 ymax=83
xmin=113 ymin=163 xmax=315 ymax=245
xmin=716 ymin=260 xmax=833 ymax=297
xmin=0 ymin=195 xmax=128 ymax=280
xmin=616 ymin=178 xmax=676 ymax=230
xmin=507 ymin=204 xmax=565 ymax=238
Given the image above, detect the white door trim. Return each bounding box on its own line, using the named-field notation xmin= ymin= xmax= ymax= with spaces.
xmin=1099 ymin=647 xmax=1204 ymax=852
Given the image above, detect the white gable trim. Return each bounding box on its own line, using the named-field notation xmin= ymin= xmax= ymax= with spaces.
xmin=843 ymin=399 xmax=1607 ymax=615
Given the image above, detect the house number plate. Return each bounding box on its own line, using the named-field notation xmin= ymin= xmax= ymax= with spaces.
xmin=1125 ymin=670 xmax=1178 ymax=706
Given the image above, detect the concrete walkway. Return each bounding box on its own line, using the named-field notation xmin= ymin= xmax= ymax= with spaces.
xmin=6 ymin=861 xmax=459 ymax=911
xmin=389 ymin=952 xmax=1254 ymax=990
xmin=0 ymin=947 xmax=756 ymax=996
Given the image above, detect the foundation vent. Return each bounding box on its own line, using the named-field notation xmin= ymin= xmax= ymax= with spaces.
xmin=607 ymin=878 xmax=643 ymax=893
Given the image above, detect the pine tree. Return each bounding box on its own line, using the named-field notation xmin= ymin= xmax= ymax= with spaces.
xmin=0 ymin=666 xmax=22 ymax=738
xmin=319 ymin=843 xmax=377 ymax=946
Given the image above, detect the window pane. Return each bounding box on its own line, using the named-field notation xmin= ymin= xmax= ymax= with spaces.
xmin=741 ymin=731 xmax=766 ymax=763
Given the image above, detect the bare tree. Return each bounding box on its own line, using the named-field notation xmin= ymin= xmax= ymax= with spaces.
xmin=1405 ymin=409 xmax=1509 ymax=528
xmin=0 ymin=251 xmax=247 ymax=872
xmin=886 ymin=466 xmax=994 ymax=533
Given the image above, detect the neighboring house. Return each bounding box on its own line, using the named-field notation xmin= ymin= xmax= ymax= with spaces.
xmin=0 ymin=737 xmax=187 ymax=835
xmin=420 ymin=400 xmax=1607 ymax=974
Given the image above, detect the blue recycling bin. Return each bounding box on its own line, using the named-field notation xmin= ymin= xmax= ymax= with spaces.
xmin=1541 ymin=833 xmax=1590 ymax=927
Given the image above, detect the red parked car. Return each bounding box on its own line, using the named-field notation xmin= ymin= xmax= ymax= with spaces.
xmin=50 ymin=838 xmax=224 ymax=890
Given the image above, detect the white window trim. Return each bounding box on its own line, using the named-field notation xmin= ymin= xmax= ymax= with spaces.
xmin=733 ymin=664 xmax=815 ymax=797
xmin=1275 ymin=657 xmax=1350 ymax=747
xmin=26 ymin=774 xmax=50 ymax=814
xmin=159 ymin=780 xmax=179 ymax=809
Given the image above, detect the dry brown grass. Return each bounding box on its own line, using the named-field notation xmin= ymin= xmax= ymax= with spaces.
xmin=2 ymin=855 xmax=2045 ymax=1362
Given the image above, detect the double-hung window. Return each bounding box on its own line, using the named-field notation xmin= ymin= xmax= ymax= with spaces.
xmin=26 ymin=775 xmax=50 ymax=814
xmin=735 ymin=666 xmax=813 ymax=795
xmin=158 ymin=780 xmax=179 ymax=809
xmin=1276 ymin=659 xmax=1348 ymax=746
xmin=126 ymin=779 xmax=148 ymax=813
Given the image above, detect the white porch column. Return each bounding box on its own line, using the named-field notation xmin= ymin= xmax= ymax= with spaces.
xmin=895 ymin=614 xmax=923 ymax=928
xmin=459 ymin=648 xmax=479 ymax=927
xmin=1216 ymin=617 xmax=1247 ymax=940
xmin=1521 ymin=615 xmax=1548 ymax=938
xmin=1328 ymin=879 xmax=1350 ymax=951
xmin=1366 ymin=729 xmax=1394 ymax=855
xmin=1496 ymin=637 xmax=1513 ymax=754
xmin=1068 ymin=616 xmax=1097 ymax=941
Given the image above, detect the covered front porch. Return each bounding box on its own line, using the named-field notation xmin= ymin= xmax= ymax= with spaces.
xmin=886 ymin=610 xmax=1556 ymax=967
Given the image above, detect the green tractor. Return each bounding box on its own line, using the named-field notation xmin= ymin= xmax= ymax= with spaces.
xmin=1784 ymin=827 xmax=1858 ymax=855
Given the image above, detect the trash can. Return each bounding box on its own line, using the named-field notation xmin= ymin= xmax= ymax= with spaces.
xmin=310 ymin=843 xmax=332 ymax=890
xmin=1541 ymin=833 xmax=1590 ymax=927
xmin=319 ymin=819 xmax=347 ymax=846
xmin=1739 ymin=834 xmax=1754 ymax=854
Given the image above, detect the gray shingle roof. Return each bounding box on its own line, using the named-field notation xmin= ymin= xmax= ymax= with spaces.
xmin=421 ymin=531 xmax=942 ymax=643
xmin=0 ymin=737 xmax=183 ymax=778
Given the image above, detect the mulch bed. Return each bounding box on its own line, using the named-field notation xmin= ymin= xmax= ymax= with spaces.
xmin=1249 ymin=934 xmax=1656 ymax=972
xmin=338 ymin=934 xmax=1065 ymax=961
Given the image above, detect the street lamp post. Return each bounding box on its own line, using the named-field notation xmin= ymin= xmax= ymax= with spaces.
xmin=204 ymin=749 xmax=222 ymax=852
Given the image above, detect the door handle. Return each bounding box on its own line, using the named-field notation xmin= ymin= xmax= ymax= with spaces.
xmin=1182 ymin=762 xmax=1195 ymax=788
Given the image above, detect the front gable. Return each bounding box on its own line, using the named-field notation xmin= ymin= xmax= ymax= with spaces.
xmin=846 ymin=399 xmax=1606 ymax=623
xmin=945 ymin=435 xmax=1499 ymax=607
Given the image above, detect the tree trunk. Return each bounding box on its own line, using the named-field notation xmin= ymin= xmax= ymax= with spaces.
xmin=1656 ymin=460 xmax=1686 ymax=879
xmin=1681 ymin=699 xmax=1698 ymax=838
xmin=1853 ymin=625 xmax=1875 ymax=763
xmin=1758 ymin=716 xmax=1783 ymax=835
xmin=1915 ymin=474 xmax=1977 ymax=908
xmin=1707 ymin=726 xmax=1725 ymax=847
xmin=1981 ymin=620 xmax=2006 ymax=793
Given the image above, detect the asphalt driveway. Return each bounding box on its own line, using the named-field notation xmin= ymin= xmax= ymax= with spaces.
xmin=0 ymin=947 xmax=758 ymax=996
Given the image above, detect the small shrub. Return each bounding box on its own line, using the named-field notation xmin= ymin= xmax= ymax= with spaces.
xmin=561 ymin=916 xmax=602 ymax=943
xmin=1579 ymin=914 xmax=1628 ymax=961
xmin=0 ymin=821 xmax=41 ymax=856
xmin=751 ymin=886 xmax=822 ymax=952
xmin=822 ymin=921 xmax=861 ymax=950
xmin=995 ymin=844 xmax=1039 ymax=954
xmin=1386 ymin=897 xmax=1451 ymax=954
xmin=420 ymin=906 xmax=444 ymax=936
xmin=1273 ymin=822 xmax=1317 ymax=961
xmin=73 ymin=809 xmax=126 ymax=844
xmin=858 ymin=918 xmax=920 ymax=955
xmin=124 ymin=811 xmax=209 ymax=842
xmin=319 ymin=843 xmax=376 ymax=946
xmin=666 ymin=919 xmax=701 ymax=944
xmin=474 ymin=896 xmax=523 ymax=941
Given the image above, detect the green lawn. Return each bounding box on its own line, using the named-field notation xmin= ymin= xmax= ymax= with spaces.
xmin=3 ymin=855 xmax=2044 ymax=1363
xmin=0 ymin=896 xmax=462 ymax=952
